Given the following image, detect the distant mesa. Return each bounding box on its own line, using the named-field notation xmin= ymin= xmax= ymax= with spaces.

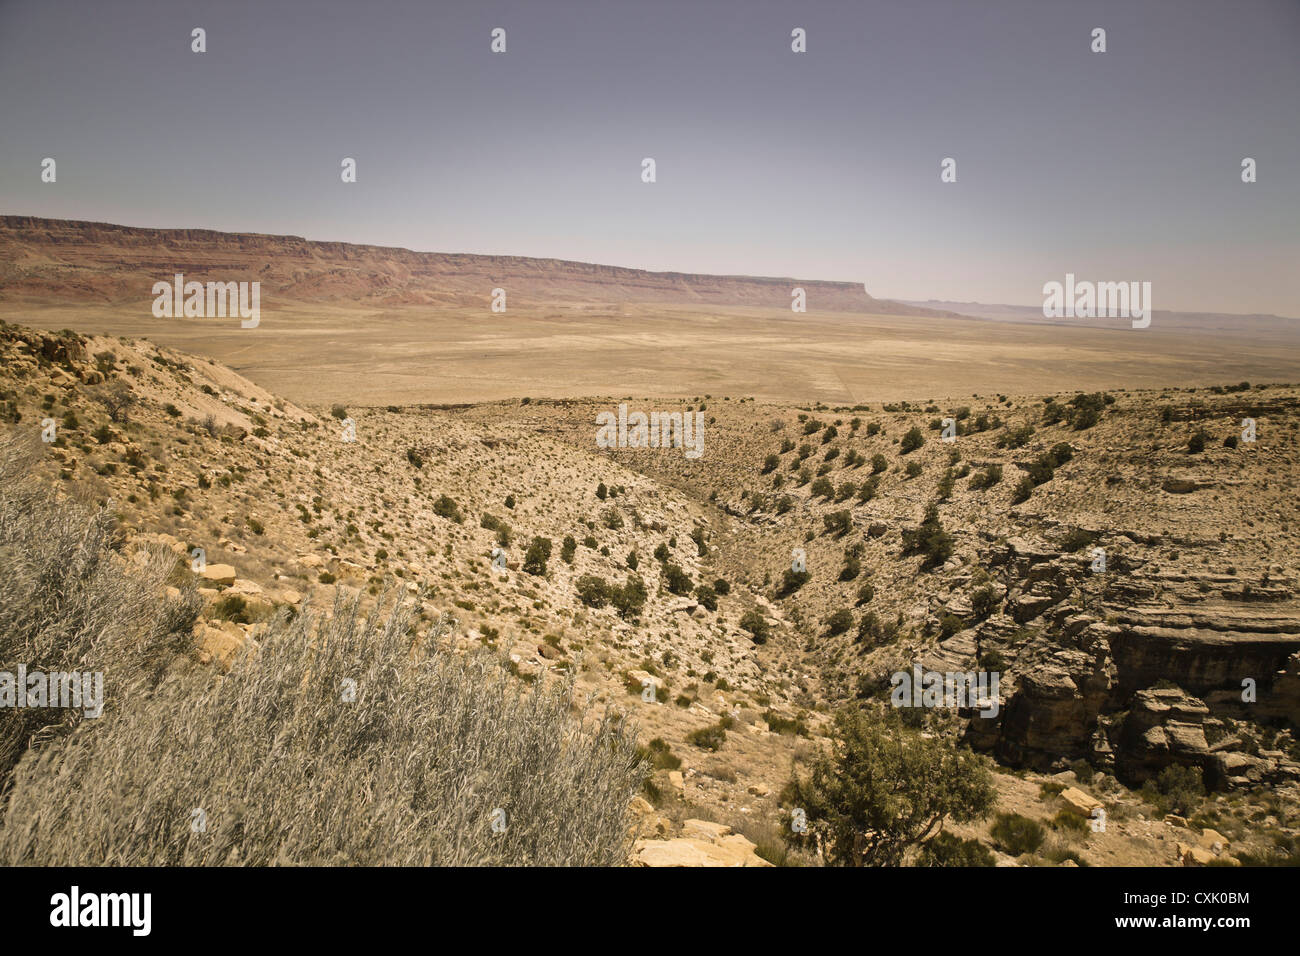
xmin=0 ymin=215 xmax=954 ymax=317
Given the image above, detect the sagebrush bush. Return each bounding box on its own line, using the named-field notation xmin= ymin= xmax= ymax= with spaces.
xmin=0 ymin=591 xmax=646 ymax=865
xmin=1151 ymin=763 xmax=1205 ymax=816
xmin=687 ymin=716 xmax=732 ymax=751
xmin=824 ymin=608 xmax=854 ymax=636
xmin=433 ymin=494 xmax=463 ymax=523
xmin=990 ymin=812 xmax=1046 ymax=855
xmin=916 ymin=832 xmax=995 ymax=867
xmin=0 ymin=432 xmax=200 ymax=787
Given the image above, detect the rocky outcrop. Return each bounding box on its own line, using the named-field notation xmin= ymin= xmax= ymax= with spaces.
xmin=1059 ymin=786 xmax=1104 ymax=818
xmin=963 ymin=523 xmax=1300 ymax=783
xmin=199 ymin=563 xmax=238 ymax=587
xmin=1106 ymin=686 xmax=1300 ymax=788
xmin=994 ymin=648 xmax=1114 ymax=768
xmin=633 ymin=819 xmax=772 ymax=867
xmin=1256 ymin=651 xmax=1300 ymax=723
xmin=196 ymin=620 xmax=257 ymax=668
xmin=1108 ymin=618 xmax=1300 ymax=700
xmin=1115 ymin=688 xmax=1212 ymax=784
xmin=1177 ymin=827 xmax=1237 ymax=866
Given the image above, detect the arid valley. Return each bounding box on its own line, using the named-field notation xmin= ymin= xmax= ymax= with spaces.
xmin=3 ymin=217 xmax=1300 ymax=868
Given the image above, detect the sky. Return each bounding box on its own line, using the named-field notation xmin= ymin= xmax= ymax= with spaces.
xmin=1 ymin=0 xmax=1297 ymax=315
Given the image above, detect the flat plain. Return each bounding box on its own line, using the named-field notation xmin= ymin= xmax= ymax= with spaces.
xmin=4 ymin=300 xmax=1299 ymax=408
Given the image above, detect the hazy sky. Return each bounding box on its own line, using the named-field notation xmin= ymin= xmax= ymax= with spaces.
xmin=1 ymin=0 xmax=1297 ymax=314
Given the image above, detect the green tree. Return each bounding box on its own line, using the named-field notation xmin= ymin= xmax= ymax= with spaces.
xmin=575 ymin=575 xmax=609 ymax=608
xmin=694 ymin=584 xmax=718 ymax=611
xmin=823 ymin=509 xmax=852 ymax=537
xmin=662 ymin=563 xmax=693 ymax=595
xmin=900 ymin=503 xmax=954 ymax=570
xmin=739 ymin=608 xmax=770 ymax=644
xmin=776 ymin=567 xmax=810 ymax=598
xmin=900 ymin=427 xmax=925 ymax=454
xmin=610 ymin=574 xmax=648 ymax=619
xmin=786 ymin=709 xmax=995 ymax=866
xmin=522 ymin=536 xmax=552 ymax=576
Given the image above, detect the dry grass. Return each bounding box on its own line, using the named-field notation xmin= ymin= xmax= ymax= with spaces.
xmin=0 ymin=586 xmax=645 ymax=865
xmin=0 ymin=430 xmax=200 ymax=785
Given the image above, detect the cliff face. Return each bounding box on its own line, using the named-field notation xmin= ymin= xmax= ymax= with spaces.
xmin=0 ymin=216 xmax=950 ymax=315
xmin=968 ymin=536 xmax=1300 ymax=783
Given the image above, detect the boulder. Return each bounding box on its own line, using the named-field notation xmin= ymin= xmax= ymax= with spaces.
xmin=1198 ymin=828 xmax=1229 ymax=853
xmin=196 ymin=621 xmax=253 ymax=668
xmin=627 ymin=669 xmax=658 ymax=691
xmin=682 ymin=819 xmax=731 ymax=842
xmin=1059 ymin=787 xmax=1103 ymax=818
xmin=200 ymin=564 xmax=237 ymax=587
xmin=1178 ymin=843 xmax=1217 ymax=866
xmin=1009 ymin=589 xmax=1058 ymax=624
xmin=634 ymin=820 xmax=771 ymax=867
xmin=1207 ymin=750 xmax=1268 ymax=790
xmin=1162 ymin=478 xmax=1209 ymax=494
